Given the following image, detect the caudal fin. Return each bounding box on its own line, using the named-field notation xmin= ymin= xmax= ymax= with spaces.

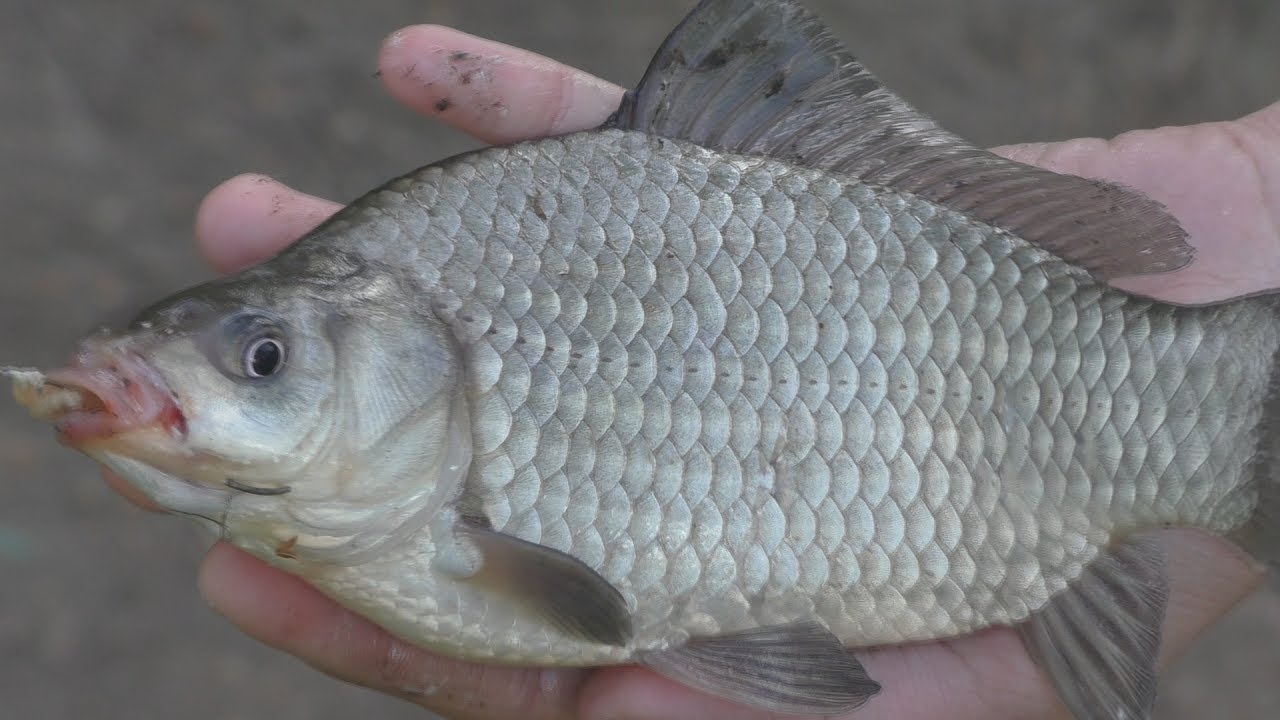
xmin=1233 ymin=359 xmax=1280 ymax=569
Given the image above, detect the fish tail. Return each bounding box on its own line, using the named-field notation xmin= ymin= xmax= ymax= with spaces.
xmin=1233 ymin=339 xmax=1280 ymax=570
xmin=1235 ymin=467 xmax=1280 ymax=571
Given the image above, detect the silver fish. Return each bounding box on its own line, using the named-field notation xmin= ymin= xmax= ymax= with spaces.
xmin=6 ymin=0 xmax=1278 ymax=717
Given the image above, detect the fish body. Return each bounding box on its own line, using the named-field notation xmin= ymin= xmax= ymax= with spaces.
xmin=7 ymin=0 xmax=1279 ymax=717
xmin=293 ymin=129 xmax=1274 ymax=658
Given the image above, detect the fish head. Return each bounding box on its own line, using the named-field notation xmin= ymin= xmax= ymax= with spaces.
xmin=8 ymin=264 xmax=471 ymax=565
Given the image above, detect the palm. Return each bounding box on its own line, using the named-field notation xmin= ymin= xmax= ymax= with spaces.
xmin=996 ymin=107 xmax=1280 ymax=305
xmin=139 ymin=27 xmax=1280 ymax=720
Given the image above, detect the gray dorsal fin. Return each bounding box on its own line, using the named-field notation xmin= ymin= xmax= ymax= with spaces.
xmin=638 ymin=621 xmax=880 ymax=714
xmin=1018 ymin=535 xmax=1168 ymax=720
xmin=608 ymin=0 xmax=1194 ymax=280
xmin=456 ymin=521 xmax=632 ymax=647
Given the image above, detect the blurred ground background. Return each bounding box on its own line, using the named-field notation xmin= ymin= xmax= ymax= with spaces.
xmin=1 ymin=0 xmax=1278 ymax=718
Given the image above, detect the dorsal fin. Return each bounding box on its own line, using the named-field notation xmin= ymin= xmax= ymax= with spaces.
xmin=607 ymin=0 xmax=1194 ymax=281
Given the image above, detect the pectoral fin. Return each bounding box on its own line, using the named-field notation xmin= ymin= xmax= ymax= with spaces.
xmin=639 ymin=621 xmax=880 ymax=714
xmin=455 ymin=522 xmax=632 ymax=647
xmin=1018 ymin=535 xmax=1168 ymax=720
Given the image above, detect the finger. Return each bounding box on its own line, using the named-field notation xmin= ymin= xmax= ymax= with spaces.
xmin=378 ymin=26 xmax=624 ymax=145
xmin=197 ymin=32 xmax=626 ymax=273
xmin=992 ymin=106 xmax=1280 ymax=304
xmin=1158 ymin=528 xmax=1264 ymax=659
xmin=194 ymin=174 xmax=341 ymax=274
xmin=580 ymin=632 xmax=1055 ymax=720
xmin=197 ymin=542 xmax=584 ymax=720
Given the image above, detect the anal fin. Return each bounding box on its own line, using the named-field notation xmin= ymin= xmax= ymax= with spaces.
xmin=1018 ymin=535 xmax=1168 ymax=720
xmin=639 ymin=621 xmax=880 ymax=714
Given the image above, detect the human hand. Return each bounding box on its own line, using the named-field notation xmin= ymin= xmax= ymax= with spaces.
xmin=106 ymin=25 xmax=1280 ymax=720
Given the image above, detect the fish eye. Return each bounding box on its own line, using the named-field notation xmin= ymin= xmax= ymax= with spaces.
xmin=208 ymin=312 xmax=291 ymax=381
xmin=243 ymin=336 xmax=285 ymax=378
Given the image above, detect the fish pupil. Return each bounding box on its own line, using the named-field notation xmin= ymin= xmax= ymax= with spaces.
xmin=245 ymin=338 xmax=284 ymax=378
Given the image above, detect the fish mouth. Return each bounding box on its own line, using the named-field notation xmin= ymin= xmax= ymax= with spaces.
xmin=7 ymin=349 xmax=256 ymax=531
xmin=6 ymin=348 xmax=187 ymax=446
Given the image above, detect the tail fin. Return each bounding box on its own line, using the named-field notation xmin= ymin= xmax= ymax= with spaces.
xmin=1233 ymin=355 xmax=1280 ymax=570
xmin=1234 ymin=476 xmax=1280 ymax=571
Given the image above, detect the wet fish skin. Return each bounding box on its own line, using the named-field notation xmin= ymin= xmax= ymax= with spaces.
xmin=8 ymin=0 xmax=1280 ymax=716
xmin=296 ymin=127 xmax=1276 ymax=655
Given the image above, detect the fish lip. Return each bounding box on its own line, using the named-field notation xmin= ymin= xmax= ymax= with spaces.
xmin=42 ymin=347 xmax=187 ymax=445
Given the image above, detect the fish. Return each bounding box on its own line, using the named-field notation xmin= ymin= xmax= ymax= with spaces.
xmin=5 ymin=0 xmax=1278 ymax=717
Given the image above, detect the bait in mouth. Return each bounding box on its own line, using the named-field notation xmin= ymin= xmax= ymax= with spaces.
xmin=4 ymin=351 xmax=184 ymax=444
xmin=8 ymin=0 xmax=1280 ymax=717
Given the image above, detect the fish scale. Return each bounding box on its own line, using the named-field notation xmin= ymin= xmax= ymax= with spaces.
xmin=11 ymin=1 xmax=1280 ymax=715
xmin=319 ymin=128 xmax=1280 ymax=651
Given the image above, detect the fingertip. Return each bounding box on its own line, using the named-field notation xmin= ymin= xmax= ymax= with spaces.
xmin=197 ymin=541 xmax=339 ymax=657
xmin=379 ymin=24 xmax=424 ymax=55
xmin=377 ymin=25 xmax=623 ymax=145
xmin=196 ymin=543 xmax=582 ymax=719
xmin=579 ymin=666 xmax=775 ymax=720
xmin=1158 ymin=528 xmax=1264 ymax=661
xmin=196 ymin=541 xmax=269 ymax=616
xmin=196 ymin=541 xmax=239 ymax=610
xmin=194 ymin=174 xmax=341 ymax=273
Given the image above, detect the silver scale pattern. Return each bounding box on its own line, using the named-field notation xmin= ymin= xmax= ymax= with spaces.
xmin=366 ymin=128 xmax=1277 ymax=651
